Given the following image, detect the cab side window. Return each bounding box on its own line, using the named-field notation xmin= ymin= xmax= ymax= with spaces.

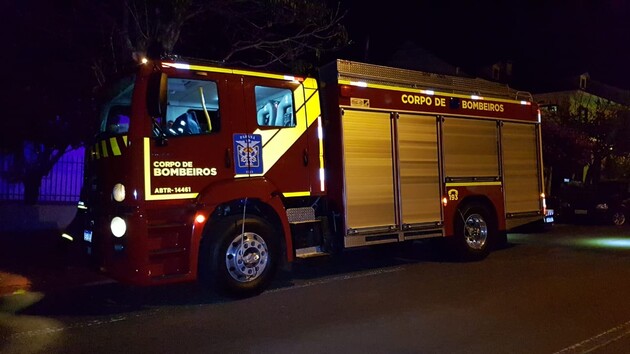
xmin=163 ymin=78 xmax=221 ymax=136
xmin=99 ymin=78 xmax=134 ymax=136
xmin=105 ymin=105 xmax=130 ymax=135
xmin=255 ymin=86 xmax=295 ymax=127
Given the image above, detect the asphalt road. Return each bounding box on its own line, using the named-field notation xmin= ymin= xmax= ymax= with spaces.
xmin=1 ymin=223 xmax=630 ymax=354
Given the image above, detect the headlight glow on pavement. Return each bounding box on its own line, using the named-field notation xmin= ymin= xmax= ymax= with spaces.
xmin=578 ymin=237 xmax=630 ymax=250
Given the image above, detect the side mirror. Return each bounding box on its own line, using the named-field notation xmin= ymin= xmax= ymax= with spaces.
xmin=147 ymin=72 xmax=167 ymax=118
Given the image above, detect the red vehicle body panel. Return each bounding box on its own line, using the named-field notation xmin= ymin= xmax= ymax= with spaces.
xmin=73 ymin=58 xmax=544 ymax=288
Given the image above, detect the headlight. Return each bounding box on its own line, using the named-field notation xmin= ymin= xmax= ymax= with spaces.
xmin=112 ymin=183 xmax=126 ymax=202
xmin=595 ymin=203 xmax=608 ymax=210
xmin=110 ymin=217 xmax=127 ymax=237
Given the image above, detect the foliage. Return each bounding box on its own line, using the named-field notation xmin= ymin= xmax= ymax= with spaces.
xmin=541 ymin=104 xmax=593 ymax=191
xmin=1 ymin=0 xmax=348 ymax=203
xmin=1 ymin=2 xmax=94 ymax=203
xmin=581 ymin=101 xmax=630 ymax=183
xmin=541 ymin=94 xmax=630 ymax=194
xmin=541 ymin=111 xmax=592 ymax=168
xmin=85 ymin=0 xmax=349 ymax=81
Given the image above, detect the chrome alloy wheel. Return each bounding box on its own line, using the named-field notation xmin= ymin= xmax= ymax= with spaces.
xmin=612 ymin=211 xmax=626 ymax=226
xmin=225 ymin=232 xmax=269 ymax=282
xmin=464 ymin=213 xmax=488 ymax=250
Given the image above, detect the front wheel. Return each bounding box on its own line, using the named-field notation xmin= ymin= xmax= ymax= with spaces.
xmin=200 ymin=215 xmax=280 ymax=297
xmin=449 ymin=203 xmax=494 ymax=261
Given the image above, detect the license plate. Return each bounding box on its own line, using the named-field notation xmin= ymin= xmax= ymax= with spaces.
xmin=574 ymin=209 xmax=588 ymax=215
xmin=84 ymin=230 xmax=93 ymax=243
xmin=545 ymin=217 xmax=554 ymax=223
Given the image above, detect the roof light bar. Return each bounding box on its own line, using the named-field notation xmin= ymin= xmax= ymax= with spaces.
xmin=163 ymin=63 xmax=191 ymax=70
xmin=350 ymin=81 xmax=368 ymax=87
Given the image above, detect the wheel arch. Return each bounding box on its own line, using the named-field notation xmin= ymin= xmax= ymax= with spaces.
xmin=191 ymin=178 xmax=292 ymax=281
xmin=454 ymin=195 xmax=499 ymax=231
xmin=202 ymin=198 xmax=286 ymax=251
xmin=445 ymin=195 xmax=499 ymax=261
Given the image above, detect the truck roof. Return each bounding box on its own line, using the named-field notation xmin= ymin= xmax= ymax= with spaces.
xmin=321 ymin=59 xmax=532 ymax=102
xmin=157 ymin=55 xmax=533 ymax=103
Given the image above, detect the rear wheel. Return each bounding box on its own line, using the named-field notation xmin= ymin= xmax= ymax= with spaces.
xmin=611 ymin=209 xmax=627 ymax=226
xmin=200 ymin=215 xmax=280 ymax=297
xmin=449 ymin=203 xmax=493 ymax=261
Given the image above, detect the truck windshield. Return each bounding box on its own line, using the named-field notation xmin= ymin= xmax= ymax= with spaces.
xmin=98 ymin=77 xmax=134 ymax=136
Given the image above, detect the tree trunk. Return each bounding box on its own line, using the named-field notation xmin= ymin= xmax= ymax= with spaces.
xmin=23 ymin=173 xmax=43 ymax=205
xmin=585 ymin=155 xmax=603 ymax=186
xmin=544 ymin=166 xmax=553 ymax=196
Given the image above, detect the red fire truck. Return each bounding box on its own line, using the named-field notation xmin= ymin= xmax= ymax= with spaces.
xmin=63 ymin=56 xmax=548 ymax=297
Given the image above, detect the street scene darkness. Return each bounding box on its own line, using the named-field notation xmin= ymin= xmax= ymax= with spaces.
xmin=3 ymin=225 xmax=630 ymax=353
xmin=2 ymin=1 xmax=630 ymax=353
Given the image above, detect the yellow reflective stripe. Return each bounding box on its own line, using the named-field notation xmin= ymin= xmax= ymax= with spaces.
xmin=146 ymin=193 xmax=198 ymax=201
xmin=188 ymin=65 xmax=232 ymax=74
xmin=233 ymin=69 xmax=290 ymax=81
xmin=283 ymin=191 xmax=310 ymax=197
xmin=91 ymin=136 xmax=127 ymax=159
xmin=100 ymin=140 xmax=109 ymax=158
xmin=445 ymin=182 xmax=502 ymax=187
xmin=162 ymin=62 xmax=294 ymax=81
xmin=144 ymin=138 xmax=151 ymax=199
xmin=318 ymin=116 xmax=325 ymax=191
xmin=110 ymin=137 xmax=121 ymax=156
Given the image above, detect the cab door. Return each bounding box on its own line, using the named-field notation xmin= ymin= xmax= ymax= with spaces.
xmin=241 ymin=76 xmax=316 ymax=196
xmin=146 ymin=71 xmax=244 ymax=201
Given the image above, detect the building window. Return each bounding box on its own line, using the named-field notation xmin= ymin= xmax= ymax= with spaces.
xmin=492 ymin=64 xmax=500 ymax=81
xmin=540 ymin=104 xmax=558 ymax=113
xmin=579 ymin=107 xmax=588 ymax=120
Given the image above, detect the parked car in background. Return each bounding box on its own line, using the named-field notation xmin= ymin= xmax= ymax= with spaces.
xmin=553 ymin=180 xmax=629 ymax=226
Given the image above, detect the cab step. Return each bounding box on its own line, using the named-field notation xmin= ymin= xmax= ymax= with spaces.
xmin=295 ymin=246 xmax=329 ymax=258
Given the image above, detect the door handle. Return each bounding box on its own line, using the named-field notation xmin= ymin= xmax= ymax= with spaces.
xmin=303 ymin=149 xmax=309 ymax=166
xmin=225 ymin=148 xmax=232 ymax=168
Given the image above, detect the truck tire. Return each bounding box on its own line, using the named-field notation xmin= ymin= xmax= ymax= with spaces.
xmin=449 ymin=203 xmax=493 ymax=261
xmin=611 ymin=209 xmax=626 ymax=226
xmin=200 ymin=215 xmax=280 ymax=297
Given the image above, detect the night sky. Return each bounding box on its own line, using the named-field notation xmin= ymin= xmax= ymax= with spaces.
xmin=3 ymin=1 xmax=629 ymax=93
xmin=336 ymin=0 xmax=630 ymax=91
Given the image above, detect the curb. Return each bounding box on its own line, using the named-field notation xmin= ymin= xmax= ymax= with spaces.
xmin=0 ymin=203 xmax=76 ymax=233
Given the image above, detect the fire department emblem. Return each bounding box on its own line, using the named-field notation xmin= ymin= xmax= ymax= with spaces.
xmin=233 ymin=134 xmax=263 ymax=174
xmin=448 ymin=189 xmax=459 ymax=201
